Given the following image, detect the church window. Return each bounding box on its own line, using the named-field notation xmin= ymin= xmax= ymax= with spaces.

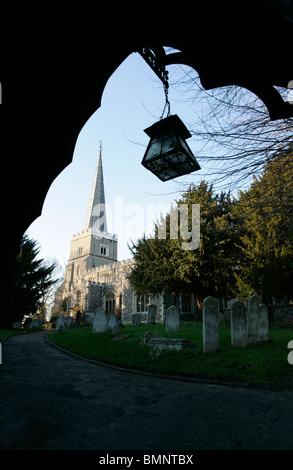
xmin=77 ymin=290 xmax=81 ymax=304
xmin=76 ymin=265 xmax=80 ymax=276
xmin=136 ymin=294 xmax=149 ymax=313
xmin=106 ymin=292 xmax=115 ymax=314
xmin=100 ymin=244 xmax=109 ymax=256
xmin=77 ymin=246 xmax=83 ymax=256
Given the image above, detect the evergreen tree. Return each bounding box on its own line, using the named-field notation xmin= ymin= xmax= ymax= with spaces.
xmin=234 ymin=152 xmax=293 ymax=302
xmin=128 ymin=182 xmax=241 ymax=309
xmin=0 ymin=235 xmax=57 ymax=327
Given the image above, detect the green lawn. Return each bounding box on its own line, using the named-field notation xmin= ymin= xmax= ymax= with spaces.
xmin=0 ymin=329 xmax=25 ymax=342
xmin=49 ymin=322 xmax=293 ymax=388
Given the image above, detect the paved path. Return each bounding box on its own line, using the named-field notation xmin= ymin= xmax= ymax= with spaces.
xmin=0 ymin=332 xmax=293 ymax=450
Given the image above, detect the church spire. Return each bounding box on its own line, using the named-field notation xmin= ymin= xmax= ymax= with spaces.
xmin=83 ymin=141 xmax=107 ymax=233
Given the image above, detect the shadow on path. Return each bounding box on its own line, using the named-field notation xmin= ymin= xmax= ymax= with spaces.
xmin=0 ymin=332 xmax=293 ymax=450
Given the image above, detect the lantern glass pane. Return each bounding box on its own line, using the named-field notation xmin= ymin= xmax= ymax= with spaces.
xmin=143 ymin=135 xmax=177 ymax=162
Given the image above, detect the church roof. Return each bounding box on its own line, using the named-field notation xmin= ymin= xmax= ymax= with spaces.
xmin=83 ymin=143 xmax=107 ymax=233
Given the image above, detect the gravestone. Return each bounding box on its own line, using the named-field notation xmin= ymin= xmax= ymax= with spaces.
xmin=132 ymin=313 xmax=141 ymax=326
xmin=111 ymin=323 xmax=121 ymax=336
xmin=231 ymin=300 xmax=247 ymax=348
xmin=107 ymin=313 xmax=119 ymax=331
xmin=56 ymin=315 xmax=65 ymax=330
xmin=93 ymin=307 xmax=107 ymax=333
xmin=84 ymin=311 xmax=94 ymax=325
xmin=65 ymin=316 xmax=74 ymax=328
xmin=248 ymin=294 xmax=260 ymax=344
xmin=147 ymin=304 xmax=156 ymax=324
xmin=144 ymin=331 xmax=153 ymax=345
xmin=165 ymin=305 xmax=180 ymax=332
xmin=257 ymin=304 xmax=269 ymax=341
xmin=32 ymin=319 xmax=41 ymax=329
xmin=24 ymin=318 xmax=32 ymax=330
xmin=203 ymin=296 xmax=219 ymax=353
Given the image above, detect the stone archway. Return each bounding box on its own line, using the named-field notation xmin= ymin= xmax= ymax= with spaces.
xmin=2 ymin=2 xmax=293 ymax=281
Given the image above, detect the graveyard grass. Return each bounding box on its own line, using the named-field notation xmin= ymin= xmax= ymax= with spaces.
xmin=49 ymin=322 xmax=293 ymax=389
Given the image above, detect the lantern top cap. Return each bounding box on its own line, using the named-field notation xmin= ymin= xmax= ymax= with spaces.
xmin=143 ymin=114 xmax=192 ymax=140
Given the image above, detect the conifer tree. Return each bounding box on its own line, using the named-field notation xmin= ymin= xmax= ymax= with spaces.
xmin=128 ymin=182 xmax=240 ymax=310
xmin=0 ymin=235 xmax=57 ymax=327
xmin=233 ymin=152 xmax=293 ymax=302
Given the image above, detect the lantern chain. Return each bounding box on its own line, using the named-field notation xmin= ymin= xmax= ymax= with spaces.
xmin=160 ymin=80 xmax=171 ymax=120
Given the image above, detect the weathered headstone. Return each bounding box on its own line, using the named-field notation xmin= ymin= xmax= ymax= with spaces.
xmin=231 ymin=300 xmax=247 ymax=348
xmin=203 ymin=296 xmax=219 ymax=353
xmin=84 ymin=311 xmax=94 ymax=325
xmin=144 ymin=331 xmax=153 ymax=345
xmin=107 ymin=313 xmax=118 ymax=330
xmin=248 ymin=294 xmax=260 ymax=344
xmin=24 ymin=318 xmax=32 ymax=330
xmin=147 ymin=304 xmax=156 ymax=324
xmin=56 ymin=315 xmax=65 ymax=330
xmin=93 ymin=307 xmax=107 ymax=333
xmin=257 ymin=304 xmax=269 ymax=342
xmin=65 ymin=316 xmax=74 ymax=328
xmin=111 ymin=324 xmax=121 ymax=336
xmin=32 ymin=319 xmax=41 ymax=329
xmin=56 ymin=315 xmax=64 ymax=333
xmin=165 ymin=305 xmax=180 ymax=332
xmin=218 ymin=312 xmax=225 ymax=326
xmin=132 ymin=313 xmax=141 ymax=326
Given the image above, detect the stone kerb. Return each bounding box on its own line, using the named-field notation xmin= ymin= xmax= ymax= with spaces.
xmin=231 ymin=300 xmax=247 ymax=348
xmin=165 ymin=305 xmax=180 ymax=332
xmin=203 ymin=296 xmax=219 ymax=353
xmin=248 ymin=294 xmax=260 ymax=344
xmin=93 ymin=307 xmax=107 ymax=333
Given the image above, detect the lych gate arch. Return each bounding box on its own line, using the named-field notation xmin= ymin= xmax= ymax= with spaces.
xmin=2 ymin=2 xmax=293 ymax=281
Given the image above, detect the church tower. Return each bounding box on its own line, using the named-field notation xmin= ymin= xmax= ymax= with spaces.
xmin=65 ymin=143 xmax=118 ymax=290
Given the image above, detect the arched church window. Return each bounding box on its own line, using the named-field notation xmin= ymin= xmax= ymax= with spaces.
xmin=106 ymin=292 xmax=115 ymax=314
xmin=77 ymin=265 xmax=80 ymax=276
xmin=77 ymin=290 xmax=81 ymax=304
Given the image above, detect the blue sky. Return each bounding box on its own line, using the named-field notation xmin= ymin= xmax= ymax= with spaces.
xmin=25 ymin=52 xmax=206 ymax=269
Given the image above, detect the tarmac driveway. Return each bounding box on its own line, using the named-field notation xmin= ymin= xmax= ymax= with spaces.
xmin=0 ymin=331 xmax=293 ymax=450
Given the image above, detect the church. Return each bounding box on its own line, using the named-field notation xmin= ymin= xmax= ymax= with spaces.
xmin=54 ymin=144 xmax=198 ymax=324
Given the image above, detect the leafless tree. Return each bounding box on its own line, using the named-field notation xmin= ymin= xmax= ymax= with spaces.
xmin=168 ymin=64 xmax=293 ymax=193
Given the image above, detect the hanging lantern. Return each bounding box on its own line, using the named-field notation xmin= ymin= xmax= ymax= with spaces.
xmin=141 ymin=114 xmax=200 ymax=182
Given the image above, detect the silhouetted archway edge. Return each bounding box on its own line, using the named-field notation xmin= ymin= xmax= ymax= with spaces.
xmin=1 ymin=1 xmax=293 ymax=280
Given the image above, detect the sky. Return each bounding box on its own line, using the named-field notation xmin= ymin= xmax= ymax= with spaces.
xmin=25 ymin=52 xmax=208 ymax=270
